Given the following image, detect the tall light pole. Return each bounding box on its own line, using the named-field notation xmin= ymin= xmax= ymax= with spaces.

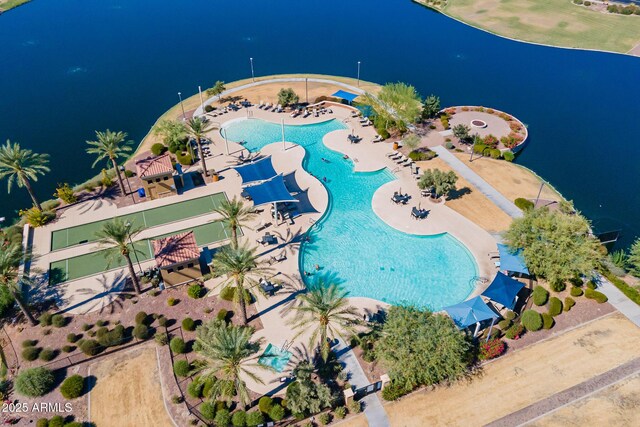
xmin=357 ymin=61 xmax=361 ymax=87
xmin=177 ymin=91 xmax=186 ymax=121
xmin=281 ymin=118 xmax=286 ymax=151
xmin=249 ymin=57 xmax=255 ymax=82
xmin=198 ymin=85 xmax=205 ymax=116
xmin=223 ymin=128 xmax=230 ymax=155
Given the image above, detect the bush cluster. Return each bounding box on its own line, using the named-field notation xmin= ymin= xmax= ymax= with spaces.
xmin=151 ymin=143 xmax=167 ymax=156
xmin=548 ymin=297 xmax=563 ymax=317
xmin=407 ymin=148 xmax=437 ymax=161
xmin=504 ymin=322 xmax=524 ymax=340
xmin=51 ymin=314 xmax=66 ymax=328
xmin=478 ymin=338 xmax=506 ymax=360
xmin=97 ymin=324 xmax=126 ymax=347
xmin=80 ymin=339 xmax=101 ymax=356
xmin=39 ymin=348 xmax=57 ymax=362
xmin=514 ymin=198 xmax=534 ymax=211
xmin=521 ymin=310 xmax=543 ymax=331
xmin=246 ymin=410 xmax=264 ymax=426
xmin=187 ymin=284 xmax=205 ymax=299
xmin=532 ymin=286 xmax=549 ymax=306
xmin=542 ymin=313 xmax=555 ymax=330
xmin=133 ymin=324 xmax=152 ymax=340
xmin=170 ymin=337 xmax=187 ymax=354
xmin=570 ymin=286 xmax=584 ymax=297
xmin=269 ymin=404 xmax=285 ymax=421
xmin=564 ymin=297 xmax=576 ymax=311
xmin=173 ymin=360 xmax=191 ymax=377
xmin=175 ymin=151 xmax=193 ymax=166
xmin=585 ymin=288 xmax=608 ymax=303
xmin=232 ymin=410 xmax=246 ymax=426
xmin=15 ymin=367 xmax=55 ymax=397
xmin=60 ymin=375 xmax=84 ymax=399
xmin=39 ymin=312 xmax=53 ymax=327
xmin=381 ymin=382 xmax=409 ymax=401
xmin=182 ymin=317 xmax=196 ymax=331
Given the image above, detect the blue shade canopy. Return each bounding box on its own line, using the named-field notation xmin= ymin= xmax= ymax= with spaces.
xmin=233 ymin=156 xmax=278 ymax=185
xmin=444 ymin=296 xmax=499 ymax=329
xmin=498 ymin=243 xmax=530 ymax=275
xmin=245 ymin=175 xmax=299 ymax=207
xmin=482 ymin=272 xmax=525 ymax=309
xmin=331 ymin=90 xmax=359 ymax=103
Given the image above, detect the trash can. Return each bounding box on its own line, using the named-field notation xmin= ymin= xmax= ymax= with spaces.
xmin=137 ymin=188 xmax=146 ymax=198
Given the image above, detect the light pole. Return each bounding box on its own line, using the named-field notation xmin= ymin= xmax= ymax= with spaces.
xmin=249 ymin=57 xmax=255 ymax=82
xmin=357 ymin=61 xmax=361 ymax=87
xmin=305 ymin=78 xmax=308 ymax=104
xmin=223 ymin=128 xmax=230 ymax=155
xmin=125 ymin=221 xmax=143 ymax=275
xmin=534 ymin=182 xmax=545 ymax=208
xmin=198 ymin=85 xmax=205 ymax=116
xmin=281 ymin=118 xmax=286 ymax=151
xmin=177 ymin=92 xmax=186 ymax=121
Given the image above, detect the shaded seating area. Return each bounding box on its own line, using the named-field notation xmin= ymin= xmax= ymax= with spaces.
xmin=259 ymin=277 xmax=279 ymax=296
xmin=481 ymin=272 xmax=525 ymax=311
xmin=244 ymin=175 xmax=299 ymax=225
xmin=444 ymin=296 xmax=500 ymax=338
xmin=257 ymin=232 xmax=277 ymax=246
xmin=233 ymin=156 xmax=278 ymax=185
xmin=411 ymin=206 xmax=429 ymax=220
xmin=391 ymin=191 xmax=410 ymax=205
xmin=494 ymin=243 xmax=530 ymax=277
xmin=331 ymin=90 xmax=360 ymax=105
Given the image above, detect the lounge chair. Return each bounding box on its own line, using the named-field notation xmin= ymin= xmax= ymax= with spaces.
xmin=264 ymin=103 xmax=272 ymax=111
xmin=259 ymin=278 xmax=277 ymax=296
xmin=373 ymin=135 xmax=384 ymax=143
xmin=303 ymin=109 xmax=311 ymax=118
xmin=351 ymin=111 xmax=359 ymax=118
xmin=269 ymin=252 xmax=287 ymax=264
xmin=411 ymin=207 xmax=421 ymax=219
xmin=258 ymin=101 xmax=265 ymax=109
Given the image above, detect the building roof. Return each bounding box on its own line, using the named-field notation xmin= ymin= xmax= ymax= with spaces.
xmin=152 ymin=231 xmax=200 ymax=268
xmin=135 ymin=153 xmax=174 ymax=179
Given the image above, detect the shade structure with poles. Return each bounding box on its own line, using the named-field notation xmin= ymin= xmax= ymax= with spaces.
xmin=331 ymin=90 xmax=359 ymax=105
xmin=243 ymin=174 xmax=298 ymax=207
xmin=481 ymin=272 xmax=525 ymax=310
xmin=497 ymin=243 xmax=530 ymax=275
xmin=444 ymin=296 xmax=500 ymax=337
xmin=232 ymin=156 xmax=278 ymax=186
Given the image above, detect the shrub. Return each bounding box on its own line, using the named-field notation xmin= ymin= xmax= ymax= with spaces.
xmin=258 ymin=396 xmax=273 ymax=413
xmin=473 ymin=143 xmax=488 ymax=154
xmin=483 ymin=134 xmax=498 ymax=147
xmin=37 ymin=418 xmax=49 ymax=427
xmin=204 ymin=104 xmax=214 ymax=113
xmin=382 ymin=382 xmax=408 ymax=401
xmin=586 ymin=281 xmax=597 ymax=290
xmin=54 ymin=183 xmax=77 ymax=204
xmin=548 ymin=297 xmax=563 ymax=317
xmin=445 ymin=141 xmax=454 ymax=149
xmin=542 ymin=313 xmax=555 ymax=329
xmin=532 ymin=286 xmax=549 ymax=306
xmin=60 ymin=375 xmax=84 ymax=399
xmin=20 ymin=207 xmax=54 ymax=227
xmin=347 ymin=400 xmax=362 ymax=414
xmin=167 ymin=297 xmax=178 ymax=306
xmin=39 ymin=348 xmax=56 ymax=361
xmin=95 ymin=319 xmax=107 ymax=327
xmin=489 ymin=148 xmax=501 ymax=159
xmin=135 ymin=311 xmax=149 ymax=325
xmin=15 ymin=367 xmax=55 ymax=397
xmin=22 ymin=339 xmax=37 ymax=348
xmin=63 ymin=423 xmax=82 ymax=427
xmin=505 ymin=322 xmax=525 ymax=340
xmin=505 ymin=310 xmax=516 ymax=320
xmin=158 ymin=316 xmax=168 ymax=327
xmin=62 ymin=345 xmax=75 ymax=353
xmin=39 ymin=312 xmax=53 ymax=326
xmin=22 ymin=345 xmax=41 ymax=361
xmin=215 ymin=409 xmax=232 ymax=427
xmin=550 ymin=281 xmax=566 ymax=292
xmin=570 ymin=286 xmax=584 ymax=297
xmin=246 ymin=410 xmax=264 ymax=426
xmin=502 ymin=151 xmax=515 ymax=162
xmin=98 ymin=325 xmax=126 ymax=347
xmin=216 ymin=309 xmax=228 ymax=322
xmin=269 ymin=404 xmax=285 ymax=421
xmin=585 ymin=288 xmax=608 ymax=303
xmin=182 ymin=317 xmax=196 ymax=331
xmin=220 ymin=286 xmax=235 ymax=301
xmin=232 ymin=410 xmax=247 ymax=427
xmin=201 ymin=401 xmax=216 ymax=420
xmin=498 ymin=319 xmax=512 ymax=330
xmin=561 ymin=297 xmax=574 ymax=313
xmin=187 ymin=379 xmax=203 ymax=398
xmin=80 ymin=339 xmax=101 ymax=356
xmin=584 ymin=0 xmax=591 ymax=5
xmin=174 ymin=360 xmax=191 ymax=377
xmin=151 ymin=143 xmax=167 ymax=156
xmin=82 ymin=323 xmax=92 ymax=331
xmin=334 ymin=406 xmax=347 ymax=419
xmin=170 ymin=337 xmax=187 ymax=354
xmin=514 ymin=198 xmax=534 ymax=211
xmin=51 ymin=313 xmax=66 ymax=327
xmin=133 ymin=324 xmax=151 ymax=340
xmin=317 ymin=412 xmax=331 ymax=425
xmin=49 ymin=416 xmax=65 ymax=427
xmin=155 ymin=332 xmax=168 ymax=346
xmin=521 ymin=310 xmax=543 ymax=331
xmin=407 ymin=148 xmax=437 ymax=161
xmin=176 ymin=151 xmax=193 ymax=166
xmin=187 ymin=284 xmax=204 ymax=299
xmin=66 ymin=333 xmax=80 ymax=343
xmin=478 ymin=338 xmax=506 ymax=360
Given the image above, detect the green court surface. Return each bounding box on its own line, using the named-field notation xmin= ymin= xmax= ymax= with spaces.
xmin=50 ymin=193 xmax=227 ymax=251
xmin=49 ymin=221 xmax=231 ymax=285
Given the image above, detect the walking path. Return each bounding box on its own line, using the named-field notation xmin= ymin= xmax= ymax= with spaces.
xmin=431 ymin=146 xmax=523 ymax=218
xmin=486 ymin=356 xmax=640 ymax=427
xmin=335 ymin=339 xmax=390 ymax=427
xmin=596 ymin=275 xmax=640 ymax=327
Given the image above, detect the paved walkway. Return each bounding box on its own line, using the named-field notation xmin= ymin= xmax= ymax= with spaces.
xmin=431 ymin=146 xmax=523 ymax=218
xmin=335 ymin=339 xmax=390 ymax=427
xmin=486 ymin=357 xmax=640 ymax=427
xmin=596 ymin=275 xmax=640 ymax=327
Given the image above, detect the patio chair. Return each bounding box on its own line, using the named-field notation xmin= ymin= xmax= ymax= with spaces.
xmin=411 ymin=207 xmax=421 ymax=220
xmin=269 ymin=252 xmax=287 ymax=264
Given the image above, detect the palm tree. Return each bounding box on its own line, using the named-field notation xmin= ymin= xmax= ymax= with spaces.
xmin=212 ymin=197 xmax=257 ymax=248
xmin=185 ymin=117 xmax=213 ymax=176
xmin=193 ymin=319 xmax=266 ymax=406
xmin=0 ymin=242 xmax=36 ymax=325
xmin=211 ymin=242 xmax=272 ymax=325
xmin=289 ymin=281 xmax=360 ymax=361
xmin=0 ymin=140 xmax=50 ymax=211
xmin=86 ymin=130 xmax=133 ymax=196
xmin=95 ymin=218 xmax=143 ymax=294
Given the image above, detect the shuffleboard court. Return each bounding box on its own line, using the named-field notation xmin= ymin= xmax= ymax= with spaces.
xmin=49 ymin=221 xmax=231 ymax=285
xmin=50 ymin=193 xmax=227 ymax=251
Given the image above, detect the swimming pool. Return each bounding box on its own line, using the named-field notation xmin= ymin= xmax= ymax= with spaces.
xmin=223 ymin=118 xmax=477 ymax=310
xmin=258 ymin=343 xmax=293 ymax=372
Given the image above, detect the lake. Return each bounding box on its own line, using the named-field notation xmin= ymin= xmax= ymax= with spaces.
xmin=1 ymin=0 xmax=639 ymax=247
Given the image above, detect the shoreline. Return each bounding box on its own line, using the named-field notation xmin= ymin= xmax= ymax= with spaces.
xmin=412 ymin=0 xmax=640 ymax=58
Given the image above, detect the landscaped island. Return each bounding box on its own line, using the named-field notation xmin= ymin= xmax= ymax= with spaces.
xmin=0 ymin=0 xmax=30 ymax=13
xmin=415 ymin=0 xmax=640 ymax=55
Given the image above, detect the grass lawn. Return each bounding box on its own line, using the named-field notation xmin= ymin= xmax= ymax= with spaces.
xmin=423 ymin=0 xmax=640 ymax=54
xmin=0 ymin=0 xmax=30 ymax=12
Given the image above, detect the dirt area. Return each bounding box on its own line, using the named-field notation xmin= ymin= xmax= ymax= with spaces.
xmin=380 ymin=312 xmax=640 ymax=426
xmin=89 ymin=345 xmax=174 ymax=427
xmin=453 ymin=153 xmax=562 ymax=204
xmin=530 ymin=372 xmax=640 ymax=427
xmin=416 ymin=157 xmax=513 ymax=233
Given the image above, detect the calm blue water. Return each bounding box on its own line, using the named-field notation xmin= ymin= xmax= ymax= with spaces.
xmin=223 ymin=118 xmax=477 ymax=309
xmin=259 ymin=343 xmax=293 ymax=372
xmin=1 ymin=0 xmax=639 ymax=247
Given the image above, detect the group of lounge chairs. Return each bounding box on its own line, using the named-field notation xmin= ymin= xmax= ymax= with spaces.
xmin=258 ymin=102 xmax=284 ymax=113
xmin=257 ymin=232 xmax=278 ymax=246
xmin=411 ymin=206 xmax=429 ymax=220
xmin=391 ymin=192 xmax=411 ymax=205
xmin=259 ymin=277 xmax=280 ymax=296
xmin=386 ymin=151 xmax=414 ymax=168
xmin=348 ymin=134 xmax=362 ymax=144
xmin=206 ymin=101 xmax=250 ymax=117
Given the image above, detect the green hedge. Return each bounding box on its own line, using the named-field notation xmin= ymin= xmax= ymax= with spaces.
xmin=514 ymin=198 xmax=534 ymax=211
xmin=602 ymin=271 xmax=640 ymax=306
xmin=542 ymin=313 xmax=554 ymax=329
xmin=532 ymin=286 xmax=549 ymax=306
xmin=170 ymin=337 xmax=187 ymax=354
xmin=15 ymin=367 xmax=55 ymax=397
xmin=585 ymin=288 xmax=608 ymax=303
xmin=505 ymin=323 xmax=525 ymax=339
xmin=182 ymin=317 xmax=196 ymax=331
xmin=151 ymin=143 xmax=167 ymax=156
xmin=570 ymin=286 xmax=584 ymax=297
xmin=548 ymin=297 xmax=563 ymax=317
xmin=187 ymin=284 xmax=204 ymax=299
xmin=564 ymin=297 xmax=576 ymax=311
xmin=521 ymin=310 xmax=542 ymax=331
xmin=408 ymin=148 xmax=437 ymax=161
xmin=173 ymin=360 xmax=191 ymax=377
xmin=60 ymin=375 xmax=84 ymax=399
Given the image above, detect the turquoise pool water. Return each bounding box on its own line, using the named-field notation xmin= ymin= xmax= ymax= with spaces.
xmin=259 ymin=343 xmax=293 ymax=372
xmin=223 ymin=118 xmax=477 ymax=309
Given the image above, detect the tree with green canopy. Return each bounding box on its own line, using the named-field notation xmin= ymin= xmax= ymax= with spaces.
xmin=285 ymin=360 xmax=334 ymax=416
xmin=289 ymin=280 xmax=360 ymax=361
xmin=212 ymin=197 xmax=257 ymax=249
xmin=625 ymin=238 xmax=640 ymax=277
xmin=153 ymin=120 xmax=189 ymax=154
xmin=193 ymin=319 xmax=265 ymax=406
xmin=211 ymin=243 xmax=273 ymax=325
xmin=422 ymin=94 xmax=441 ymax=118
xmin=277 ymin=88 xmax=299 ymax=106
xmin=504 ymin=207 xmax=602 ymax=289
xmin=185 ymin=116 xmax=214 ymax=176
xmin=0 ymin=140 xmax=50 ymax=211
xmin=365 ymin=82 xmax=422 ymax=132
xmin=85 ymin=130 xmax=133 ymax=197
xmin=206 ymin=80 xmax=226 ymax=99
xmin=375 ymin=306 xmax=471 ymax=391
xmin=418 ymin=169 xmax=458 ymax=199
xmin=0 ymin=241 xmax=36 ymax=325
xmin=95 ymin=218 xmax=144 ymax=294
xmin=452 ymin=124 xmax=471 ymax=142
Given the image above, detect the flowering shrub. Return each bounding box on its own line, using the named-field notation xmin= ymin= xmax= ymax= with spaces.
xmin=509 ymin=121 xmax=522 ymax=132
xmin=483 ymin=134 xmax=499 ymax=148
xmin=474 ymin=106 xmax=485 ymax=112
xmin=479 ymin=338 xmax=506 ymax=360
xmin=486 ymin=108 xmax=495 ymax=114
xmin=499 ymin=112 xmax=513 ymax=121
xmin=461 ymin=106 xmax=470 ymax=111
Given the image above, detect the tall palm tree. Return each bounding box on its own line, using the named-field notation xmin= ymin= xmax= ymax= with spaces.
xmin=289 ymin=281 xmax=360 ymax=361
xmin=193 ymin=319 xmax=266 ymax=406
xmin=185 ymin=117 xmax=213 ymax=176
xmin=0 ymin=140 xmax=50 ymax=211
xmin=95 ymin=218 xmax=143 ymax=294
xmin=211 ymin=242 xmax=272 ymax=325
xmin=0 ymin=242 xmax=36 ymax=325
xmin=86 ymin=130 xmax=133 ymax=196
xmin=212 ymin=197 xmax=257 ymax=248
